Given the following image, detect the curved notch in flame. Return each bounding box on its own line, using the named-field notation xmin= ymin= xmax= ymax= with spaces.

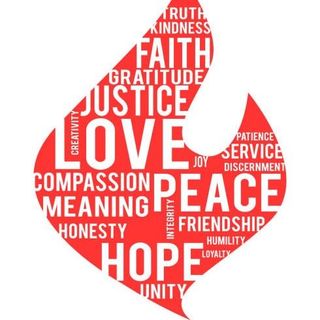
xmin=34 ymin=0 xmax=286 ymax=318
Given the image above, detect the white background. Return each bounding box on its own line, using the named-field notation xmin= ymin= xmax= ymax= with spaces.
xmin=1 ymin=0 xmax=320 ymax=319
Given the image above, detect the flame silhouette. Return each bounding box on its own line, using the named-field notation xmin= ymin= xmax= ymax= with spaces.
xmin=34 ymin=0 xmax=286 ymax=318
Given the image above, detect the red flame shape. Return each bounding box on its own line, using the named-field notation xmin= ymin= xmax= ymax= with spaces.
xmin=34 ymin=0 xmax=286 ymax=318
